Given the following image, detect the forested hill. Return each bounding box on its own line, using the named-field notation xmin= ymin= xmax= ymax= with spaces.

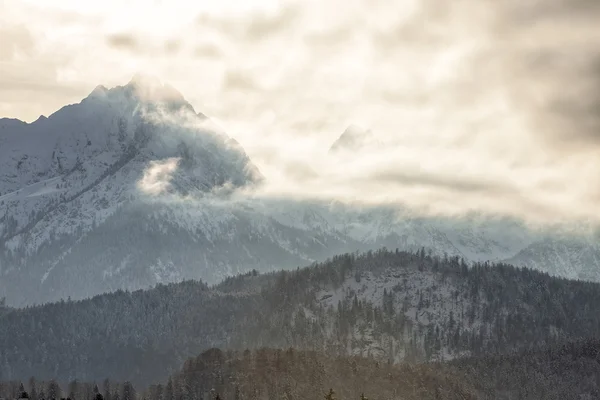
xmin=150 ymin=340 xmax=600 ymax=400
xmin=2 ymin=249 xmax=600 ymax=386
xmin=157 ymin=347 xmax=478 ymax=400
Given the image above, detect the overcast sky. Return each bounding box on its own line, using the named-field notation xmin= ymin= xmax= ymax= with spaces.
xmin=2 ymin=0 xmax=600 ymax=222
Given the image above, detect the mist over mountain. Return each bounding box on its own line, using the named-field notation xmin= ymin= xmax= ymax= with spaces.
xmin=1 ymin=77 xmax=600 ymax=306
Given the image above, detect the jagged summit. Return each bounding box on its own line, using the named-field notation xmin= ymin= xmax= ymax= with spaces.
xmin=80 ymin=75 xmax=192 ymax=114
xmin=86 ymin=85 xmax=108 ymax=99
xmin=128 ymin=72 xmax=162 ymax=87
xmin=125 ymin=73 xmax=188 ymax=106
xmin=329 ymin=124 xmax=375 ymax=153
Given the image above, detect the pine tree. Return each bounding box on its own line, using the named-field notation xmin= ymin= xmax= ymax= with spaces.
xmin=68 ymin=380 xmax=80 ymax=400
xmin=324 ymin=389 xmax=335 ymax=400
xmin=121 ymin=382 xmax=136 ymax=400
xmin=29 ymin=377 xmax=38 ymax=400
xmin=103 ymin=379 xmax=112 ymax=400
xmin=18 ymin=382 xmax=29 ymax=399
xmin=164 ymin=379 xmax=174 ymax=400
xmin=47 ymin=380 xmax=61 ymax=400
xmin=94 ymin=385 xmax=104 ymax=400
xmin=360 ymin=394 xmax=368 ymax=400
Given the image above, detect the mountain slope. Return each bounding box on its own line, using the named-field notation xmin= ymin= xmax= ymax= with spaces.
xmin=0 ymin=77 xmax=356 ymax=305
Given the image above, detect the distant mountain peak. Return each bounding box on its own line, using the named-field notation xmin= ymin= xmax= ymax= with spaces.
xmin=79 ymin=75 xmax=195 ymax=115
xmin=329 ymin=124 xmax=375 ymax=153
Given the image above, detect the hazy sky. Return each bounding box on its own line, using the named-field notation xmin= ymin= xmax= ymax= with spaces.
xmin=2 ymin=0 xmax=600 ymax=222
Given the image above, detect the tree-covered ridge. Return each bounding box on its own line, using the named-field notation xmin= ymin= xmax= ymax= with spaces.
xmin=3 ymin=248 xmax=600 ymax=386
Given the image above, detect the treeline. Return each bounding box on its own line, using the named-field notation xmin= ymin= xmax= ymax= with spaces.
xmin=3 ymin=248 xmax=600 ymax=386
xmin=1 ymin=349 xmax=477 ymax=400
xmin=7 ymin=339 xmax=600 ymax=400
xmin=449 ymin=338 xmax=600 ymax=399
xmin=0 ymin=379 xmax=133 ymax=400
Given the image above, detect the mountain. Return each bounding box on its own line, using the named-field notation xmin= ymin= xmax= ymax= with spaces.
xmin=328 ymin=124 xmax=377 ymax=153
xmin=505 ymin=232 xmax=600 ymax=281
xmin=1 ymin=77 xmax=600 ymax=306
xmin=0 ymin=77 xmax=358 ymax=306
xmin=2 ymin=249 xmax=600 ymax=386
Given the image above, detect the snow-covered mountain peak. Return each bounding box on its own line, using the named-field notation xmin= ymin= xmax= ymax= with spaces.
xmin=122 ymin=74 xmax=189 ymax=109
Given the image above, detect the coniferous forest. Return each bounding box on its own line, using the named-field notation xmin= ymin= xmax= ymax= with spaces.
xmin=3 ymin=249 xmax=600 ymax=398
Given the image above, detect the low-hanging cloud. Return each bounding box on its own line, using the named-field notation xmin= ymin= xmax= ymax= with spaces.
xmin=2 ymin=0 xmax=600 ymax=223
xmin=138 ymin=157 xmax=180 ymax=195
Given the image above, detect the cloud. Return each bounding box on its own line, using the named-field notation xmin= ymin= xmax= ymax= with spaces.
xmin=2 ymin=0 xmax=600 ymax=223
xmin=164 ymin=39 xmax=181 ymax=54
xmin=0 ymin=24 xmax=35 ymax=60
xmin=106 ymin=33 xmax=140 ymax=50
xmin=222 ymin=69 xmax=261 ymax=92
xmin=193 ymin=43 xmax=222 ymax=59
xmin=196 ymin=3 xmax=300 ymax=42
xmin=137 ymin=158 xmax=180 ymax=195
xmin=242 ymin=4 xmax=300 ymax=41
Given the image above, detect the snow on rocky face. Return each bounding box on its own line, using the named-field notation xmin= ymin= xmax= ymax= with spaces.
xmin=0 ymin=76 xmax=279 ymax=305
xmin=0 ymin=77 xmax=598 ymax=306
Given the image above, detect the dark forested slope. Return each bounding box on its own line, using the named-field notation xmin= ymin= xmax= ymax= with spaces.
xmin=153 ymin=347 xmax=477 ymax=400
xmin=2 ymin=249 xmax=600 ymax=386
xmin=142 ymin=339 xmax=600 ymax=400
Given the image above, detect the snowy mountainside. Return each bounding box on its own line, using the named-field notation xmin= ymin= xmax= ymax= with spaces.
xmin=316 ymin=266 xmax=475 ymax=362
xmin=504 ymin=233 xmax=600 ymax=282
xmin=1 ymin=76 xmax=599 ymax=305
xmin=0 ymin=76 xmax=346 ymax=305
xmin=268 ymin=203 xmax=535 ymax=263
